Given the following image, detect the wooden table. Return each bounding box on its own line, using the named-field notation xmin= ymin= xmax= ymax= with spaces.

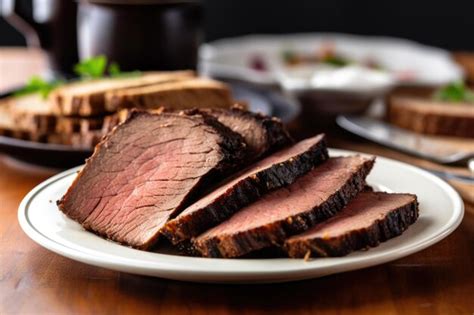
xmin=1 ymin=48 xmax=473 ymax=315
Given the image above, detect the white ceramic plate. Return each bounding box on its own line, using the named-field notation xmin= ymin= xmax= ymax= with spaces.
xmin=200 ymin=33 xmax=463 ymax=95
xmin=18 ymin=149 xmax=464 ymax=283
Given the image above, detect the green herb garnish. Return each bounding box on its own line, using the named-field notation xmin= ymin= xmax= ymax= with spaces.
xmin=108 ymin=62 xmax=121 ymax=76
xmin=74 ymin=55 xmax=108 ymax=79
xmin=282 ymin=49 xmax=350 ymax=67
xmin=74 ymin=56 xmax=141 ymax=79
xmin=15 ymin=56 xmax=141 ymax=99
xmin=14 ymin=76 xmax=64 ymax=99
xmin=321 ymin=55 xmax=350 ymax=67
xmin=433 ymin=81 xmax=474 ymax=103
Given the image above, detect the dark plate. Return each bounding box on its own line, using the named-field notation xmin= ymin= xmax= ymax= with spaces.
xmin=0 ymin=83 xmax=300 ymax=169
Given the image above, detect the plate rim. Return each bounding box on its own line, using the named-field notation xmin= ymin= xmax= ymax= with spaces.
xmin=18 ymin=148 xmax=464 ymax=281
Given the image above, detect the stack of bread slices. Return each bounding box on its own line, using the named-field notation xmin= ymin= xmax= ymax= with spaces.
xmin=0 ymin=71 xmax=235 ymax=148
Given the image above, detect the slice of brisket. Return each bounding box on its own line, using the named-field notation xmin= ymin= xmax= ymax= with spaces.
xmin=284 ymin=191 xmax=419 ymax=258
xmin=187 ymin=107 xmax=293 ymax=158
xmin=103 ymin=107 xmax=293 ymax=159
xmin=57 ymin=111 xmax=247 ymax=249
xmin=193 ymin=156 xmax=375 ymax=258
xmin=162 ymin=134 xmax=328 ymax=244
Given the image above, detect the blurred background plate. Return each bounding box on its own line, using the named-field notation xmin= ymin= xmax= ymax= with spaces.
xmin=200 ymin=33 xmax=464 ymax=89
xmin=201 ymin=33 xmax=464 ymax=124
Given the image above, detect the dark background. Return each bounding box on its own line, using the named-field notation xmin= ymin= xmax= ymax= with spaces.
xmin=1 ymin=0 xmax=473 ymax=50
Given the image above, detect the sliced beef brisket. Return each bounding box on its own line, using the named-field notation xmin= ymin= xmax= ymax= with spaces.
xmin=162 ymin=134 xmax=328 ymax=244
xmin=188 ymin=107 xmax=293 ymax=158
xmin=105 ymin=106 xmax=293 ymax=159
xmin=57 ymin=111 xmax=246 ymax=249
xmin=284 ymin=192 xmax=419 ymax=258
xmin=193 ymin=156 xmax=375 ymax=258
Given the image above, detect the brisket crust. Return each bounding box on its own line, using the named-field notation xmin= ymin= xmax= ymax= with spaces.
xmin=178 ymin=111 xmax=250 ymax=183
xmin=194 ymin=157 xmax=375 ymax=258
xmin=57 ymin=110 xmax=247 ymax=249
xmin=99 ymin=106 xmax=293 ymax=159
xmin=161 ymin=135 xmax=328 ymax=244
xmin=254 ymin=112 xmax=293 ymax=154
xmin=186 ymin=107 xmax=293 ymax=157
xmin=284 ymin=195 xmax=419 ymax=258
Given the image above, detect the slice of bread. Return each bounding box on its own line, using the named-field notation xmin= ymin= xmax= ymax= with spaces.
xmin=388 ymin=96 xmax=474 ymax=138
xmin=0 ymin=72 xmax=236 ymax=148
xmin=0 ymin=103 xmax=104 ymax=148
xmin=4 ymin=94 xmax=109 ymax=134
xmin=105 ymin=78 xmax=233 ymax=111
xmin=49 ymin=70 xmax=195 ymax=116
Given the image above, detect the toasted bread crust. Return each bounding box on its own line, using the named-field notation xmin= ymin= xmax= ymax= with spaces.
xmin=49 ymin=71 xmax=195 ymax=116
xmin=388 ymin=97 xmax=474 ymax=138
xmin=105 ymin=78 xmax=233 ymax=112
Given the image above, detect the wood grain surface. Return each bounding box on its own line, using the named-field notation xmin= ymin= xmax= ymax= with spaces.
xmin=0 ymin=49 xmax=473 ymax=315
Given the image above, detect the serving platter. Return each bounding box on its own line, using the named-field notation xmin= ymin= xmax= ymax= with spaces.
xmin=18 ymin=148 xmax=464 ymax=283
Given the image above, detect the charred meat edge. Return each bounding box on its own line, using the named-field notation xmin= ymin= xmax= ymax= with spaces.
xmin=194 ymin=157 xmax=375 ymax=258
xmin=185 ymin=106 xmax=293 ymax=157
xmin=284 ymin=193 xmax=419 ymax=258
xmin=162 ymin=135 xmax=328 ymax=244
xmin=57 ymin=110 xmax=248 ymax=249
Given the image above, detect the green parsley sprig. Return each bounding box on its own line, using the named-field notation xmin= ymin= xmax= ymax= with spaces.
xmin=74 ymin=55 xmax=141 ymax=79
xmin=433 ymin=81 xmax=474 ymax=103
xmin=14 ymin=56 xmax=141 ymax=99
xmin=14 ymin=76 xmax=64 ymax=99
xmin=73 ymin=55 xmax=108 ymax=79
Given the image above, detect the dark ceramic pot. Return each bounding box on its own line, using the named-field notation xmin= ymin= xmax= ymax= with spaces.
xmin=78 ymin=0 xmax=203 ymax=71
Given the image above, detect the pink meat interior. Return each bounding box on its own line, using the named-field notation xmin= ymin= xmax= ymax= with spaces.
xmin=290 ymin=192 xmax=416 ymax=240
xmin=61 ymin=114 xmax=225 ymax=246
xmin=198 ymin=156 xmax=370 ymax=239
xmin=177 ymin=134 xmax=324 ymax=217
